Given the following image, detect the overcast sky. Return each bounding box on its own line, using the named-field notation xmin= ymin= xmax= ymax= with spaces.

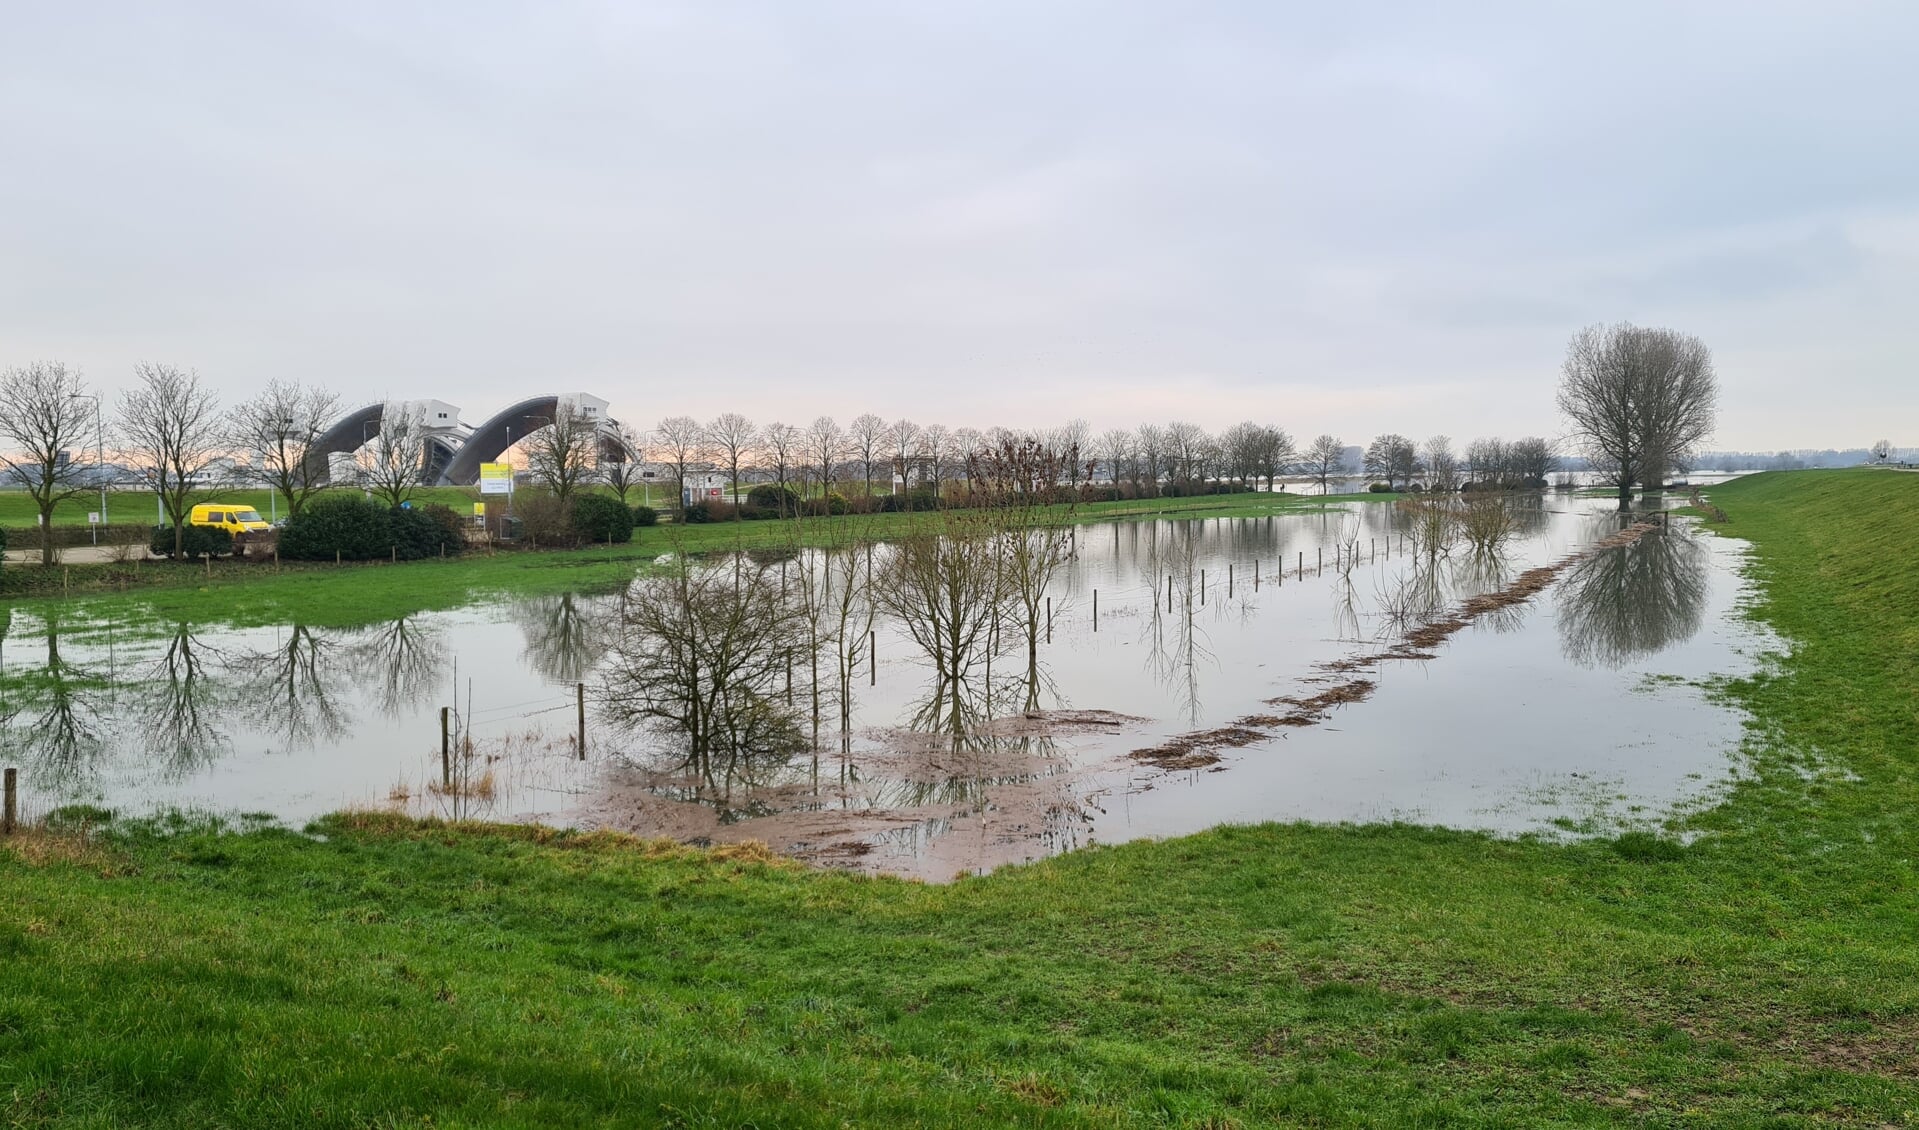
xmin=3 ymin=2 xmax=1914 ymax=451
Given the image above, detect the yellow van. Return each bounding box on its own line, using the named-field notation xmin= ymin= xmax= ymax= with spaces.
xmin=190 ymin=503 xmax=272 ymax=537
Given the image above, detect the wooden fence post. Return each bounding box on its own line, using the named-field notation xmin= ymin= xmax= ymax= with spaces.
xmin=440 ymin=707 xmax=451 ymax=789
xmin=577 ymin=683 xmax=587 ymax=760
xmin=3 ymin=767 xmax=15 ymax=834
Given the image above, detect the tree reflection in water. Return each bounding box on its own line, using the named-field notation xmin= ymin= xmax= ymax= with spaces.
xmin=0 ymin=609 xmax=109 ymax=789
xmin=230 ymin=623 xmax=348 ymax=748
xmin=1556 ymin=521 xmax=1709 ymax=668
xmin=139 ymin=621 xmax=229 ymax=779
xmin=1141 ymin=523 xmax=1211 ymax=725
xmin=347 ymin=615 xmax=444 ymax=717
xmin=512 ymin=592 xmax=615 ymax=686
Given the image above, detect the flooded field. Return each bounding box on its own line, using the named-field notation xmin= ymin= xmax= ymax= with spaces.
xmin=0 ymin=494 xmax=1777 ymax=879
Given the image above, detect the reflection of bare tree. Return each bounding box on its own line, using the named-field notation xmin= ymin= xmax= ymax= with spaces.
xmin=512 ymin=593 xmax=614 ymax=685
xmin=601 ymin=557 xmax=806 ymax=784
xmin=875 ymin=512 xmax=1008 ymax=701
xmin=230 ymin=624 xmax=348 ymax=747
xmin=1141 ymin=524 xmax=1210 ymax=724
xmin=348 ymin=616 xmax=444 ymax=717
xmin=1556 ymin=525 xmax=1709 ymax=668
xmin=0 ymin=610 xmax=109 ymax=789
xmin=139 ymin=622 xmax=229 ymax=778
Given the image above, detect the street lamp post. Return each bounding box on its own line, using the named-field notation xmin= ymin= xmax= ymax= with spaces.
xmin=69 ymin=392 xmax=106 ymax=544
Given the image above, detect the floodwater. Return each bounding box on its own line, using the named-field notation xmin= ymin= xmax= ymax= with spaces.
xmin=0 ymin=493 xmax=1778 ymax=879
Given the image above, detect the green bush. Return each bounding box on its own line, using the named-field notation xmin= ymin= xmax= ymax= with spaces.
xmin=385 ymin=502 xmax=464 ymax=560
xmin=572 ymin=494 xmax=634 ymax=543
xmin=681 ymin=502 xmax=713 ymax=524
xmin=802 ymin=492 xmax=849 ymax=517
xmin=632 ymin=505 xmax=659 ymax=528
xmin=1368 ymin=482 xmax=1392 ymax=493
xmin=744 ymin=484 xmax=799 ymax=518
xmin=0 ymin=524 xmax=7 ymax=568
xmin=278 ymin=495 xmax=391 ymax=561
xmin=149 ymin=524 xmax=234 ymax=559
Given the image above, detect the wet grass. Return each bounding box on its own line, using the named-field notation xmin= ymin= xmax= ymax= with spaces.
xmin=3 ymin=469 xmax=1918 ymax=1125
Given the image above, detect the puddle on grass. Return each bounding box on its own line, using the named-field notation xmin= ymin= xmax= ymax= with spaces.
xmin=0 ymin=494 xmax=1778 ymax=880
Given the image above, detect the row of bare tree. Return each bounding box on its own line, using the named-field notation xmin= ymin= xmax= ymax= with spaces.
xmin=1361 ymin=434 xmax=1559 ymax=492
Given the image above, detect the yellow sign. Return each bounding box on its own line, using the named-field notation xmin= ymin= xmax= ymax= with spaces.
xmin=479 ymin=462 xmax=513 ymax=495
xmin=473 ymin=502 xmax=486 ymax=517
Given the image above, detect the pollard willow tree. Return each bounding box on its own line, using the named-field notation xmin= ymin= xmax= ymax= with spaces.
xmin=1557 ymin=322 xmax=1717 ymax=508
xmin=0 ymin=361 xmax=103 ymax=566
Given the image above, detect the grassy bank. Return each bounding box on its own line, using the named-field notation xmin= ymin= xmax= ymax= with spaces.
xmin=1 ymin=489 xmax=1385 ymax=627
xmin=2 ymin=469 xmax=1916 ymax=1126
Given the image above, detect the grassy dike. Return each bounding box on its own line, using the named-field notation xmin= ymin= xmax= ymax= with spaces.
xmin=2 ymin=470 xmax=1916 ymax=1127
xmin=0 ymin=490 xmax=1382 ymax=626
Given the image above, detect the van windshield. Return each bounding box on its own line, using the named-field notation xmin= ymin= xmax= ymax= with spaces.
xmin=234 ymin=510 xmax=265 ymax=523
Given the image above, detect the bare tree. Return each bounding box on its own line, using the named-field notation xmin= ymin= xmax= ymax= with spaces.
xmin=230 ymin=378 xmax=342 ymax=520
xmin=600 ymin=418 xmax=648 ymax=506
xmin=1557 ymin=322 xmax=1718 ymax=508
xmin=651 ymin=415 xmax=707 ymax=516
xmin=1054 ymin=417 xmax=1091 ymax=496
xmin=357 ymin=406 xmax=430 ymax=509
xmin=1422 ymin=435 xmax=1459 ymax=492
xmin=1303 ymin=434 xmax=1345 ymax=494
xmin=1363 ymin=434 xmax=1418 ymax=490
xmin=1219 ymin=421 xmax=1264 ymax=489
xmin=1095 ymin=427 xmax=1135 ymax=498
xmin=848 ymin=412 xmax=888 ymax=498
xmin=524 ymin=401 xmax=601 ymax=510
xmin=117 ymin=363 xmax=223 ymax=557
xmin=707 ymin=412 xmax=759 ymax=519
xmin=1465 ymin=437 xmax=1509 ymax=488
xmin=761 ymin=421 xmax=802 ymax=499
xmin=600 ymin=555 xmax=806 ymax=781
xmin=951 ymin=428 xmax=984 ymax=492
xmin=874 ymin=511 xmax=1007 ymax=692
xmin=1871 ymin=439 xmax=1893 ymax=463
xmin=1135 ymin=424 xmax=1165 ymax=497
xmin=920 ymin=423 xmax=951 ymax=499
xmin=0 ymin=361 xmax=102 ymax=565
xmin=1164 ymin=421 xmax=1208 ymax=491
xmin=1508 ymin=437 xmax=1558 ymax=486
xmin=971 ymin=438 xmax=1079 ymax=707
xmin=888 ymin=418 xmax=922 ymax=495
xmin=1255 ymin=425 xmax=1296 ymax=491
xmin=805 ymin=416 xmax=848 ymax=499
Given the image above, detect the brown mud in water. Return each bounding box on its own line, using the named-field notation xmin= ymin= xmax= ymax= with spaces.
xmin=1124 ymin=520 xmax=1661 ymax=769
xmin=577 ymin=709 xmax=1147 ymax=881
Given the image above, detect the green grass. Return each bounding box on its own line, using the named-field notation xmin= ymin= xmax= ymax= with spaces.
xmin=1 ymin=489 xmax=1392 ymax=625
xmin=3 ymin=469 xmax=1917 ymax=1125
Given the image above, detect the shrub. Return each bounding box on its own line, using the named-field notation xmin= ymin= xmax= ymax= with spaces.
xmin=681 ymin=502 xmax=713 ymax=524
xmin=633 ymin=505 xmax=659 ymax=527
xmin=0 ymin=524 xmax=7 ymax=568
xmin=149 ymin=524 xmax=234 ymax=560
xmin=1368 ymin=482 xmax=1392 ymax=493
xmin=572 ymin=493 xmax=634 ymax=544
xmin=421 ymin=503 xmax=469 ymax=554
xmin=745 ymin=484 xmax=800 ymax=518
xmin=388 ymin=504 xmax=463 ymax=560
xmin=802 ymin=492 xmax=849 ymax=517
xmin=515 ymin=491 xmax=570 ymax=545
xmin=278 ymin=495 xmax=390 ymax=561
